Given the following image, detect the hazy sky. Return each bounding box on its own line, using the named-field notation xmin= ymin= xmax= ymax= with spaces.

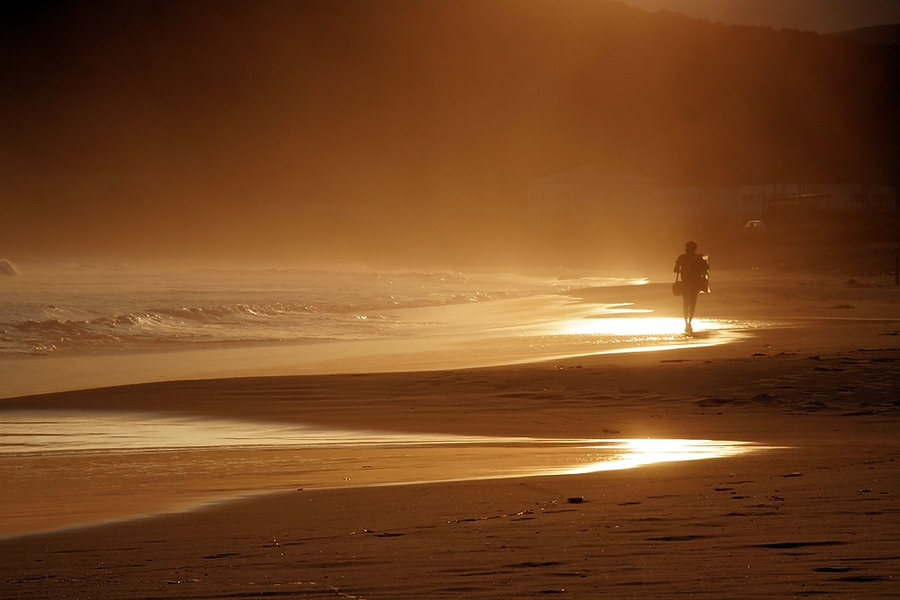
xmin=620 ymin=0 xmax=900 ymax=33
xmin=1 ymin=1 xmax=898 ymax=263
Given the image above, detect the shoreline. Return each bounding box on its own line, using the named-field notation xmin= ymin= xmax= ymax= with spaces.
xmin=2 ymin=272 xmax=899 ymax=598
xmin=0 ymin=278 xmax=757 ymax=401
xmin=5 ymin=266 xmax=897 ymax=401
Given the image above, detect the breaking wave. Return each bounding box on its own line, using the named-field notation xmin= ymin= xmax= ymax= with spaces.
xmin=0 ymin=262 xmax=628 ymax=356
xmin=0 ymin=259 xmax=19 ymax=276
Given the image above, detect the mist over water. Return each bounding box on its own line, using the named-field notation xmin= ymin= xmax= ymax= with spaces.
xmin=2 ymin=1 xmax=897 ymax=264
xmin=0 ymin=258 xmax=759 ymax=398
xmin=2 ymin=1 xmax=892 ymax=395
xmin=0 ymin=259 xmax=637 ymax=357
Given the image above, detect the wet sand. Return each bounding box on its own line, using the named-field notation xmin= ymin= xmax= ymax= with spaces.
xmin=0 ymin=411 xmax=766 ymax=539
xmin=0 ymin=279 xmax=750 ymax=400
xmin=1 ymin=270 xmax=899 ymax=598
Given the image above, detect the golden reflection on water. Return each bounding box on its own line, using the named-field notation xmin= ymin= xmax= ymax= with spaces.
xmin=0 ymin=412 xmax=770 ymax=538
xmin=557 ymin=315 xmax=739 ymax=337
xmin=569 ymin=438 xmax=756 ymax=474
xmin=509 ymin=298 xmax=759 ymax=352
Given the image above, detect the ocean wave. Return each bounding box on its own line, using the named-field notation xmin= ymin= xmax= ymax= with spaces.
xmin=0 ymin=259 xmax=20 ymax=276
xmin=0 ymin=262 xmax=635 ymax=357
xmin=0 ymin=298 xmax=414 ymax=356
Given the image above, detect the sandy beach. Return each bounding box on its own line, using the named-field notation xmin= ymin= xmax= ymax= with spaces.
xmin=5 ymin=0 xmax=900 ymax=597
xmin=1 ymin=269 xmax=899 ymax=599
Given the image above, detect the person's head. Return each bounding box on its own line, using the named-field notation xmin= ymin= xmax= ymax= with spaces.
xmin=685 ymin=240 xmax=698 ymax=253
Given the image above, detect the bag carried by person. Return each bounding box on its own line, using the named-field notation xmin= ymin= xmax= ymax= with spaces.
xmin=700 ymin=274 xmax=710 ymax=294
xmin=699 ymin=254 xmax=710 ymax=293
xmin=672 ymin=273 xmax=684 ymax=296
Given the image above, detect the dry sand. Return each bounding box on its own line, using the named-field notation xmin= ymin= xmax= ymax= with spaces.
xmin=1 ymin=270 xmax=899 ymax=598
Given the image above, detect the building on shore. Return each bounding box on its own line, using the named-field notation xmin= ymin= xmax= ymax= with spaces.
xmin=527 ymin=166 xmax=897 ymax=229
xmin=740 ymin=183 xmax=897 ymax=217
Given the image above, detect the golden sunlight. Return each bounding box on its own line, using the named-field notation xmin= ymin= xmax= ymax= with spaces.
xmin=1 ymin=412 xmax=773 ymax=538
xmin=568 ymin=438 xmax=760 ymax=475
xmin=554 ymin=316 xmax=738 ymax=337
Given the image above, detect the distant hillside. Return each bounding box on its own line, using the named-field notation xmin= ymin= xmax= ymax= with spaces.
xmin=4 ymin=0 xmax=899 ymax=193
xmin=2 ymin=0 xmax=900 ymax=258
xmin=831 ymin=23 xmax=900 ymax=46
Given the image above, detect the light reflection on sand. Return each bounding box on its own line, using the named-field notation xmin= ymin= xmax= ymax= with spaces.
xmin=558 ymin=316 xmax=725 ymax=336
xmin=496 ymin=297 xmax=762 ymax=355
xmin=0 ymin=292 xmax=769 ymax=400
xmin=0 ymin=412 xmax=772 ymax=538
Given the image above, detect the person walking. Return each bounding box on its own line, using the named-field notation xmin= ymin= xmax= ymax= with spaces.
xmin=674 ymin=240 xmax=709 ymax=333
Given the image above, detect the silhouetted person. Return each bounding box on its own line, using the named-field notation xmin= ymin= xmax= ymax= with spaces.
xmin=674 ymin=240 xmax=709 ymax=333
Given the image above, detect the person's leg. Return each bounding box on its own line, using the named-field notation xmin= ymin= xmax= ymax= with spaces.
xmin=685 ymin=290 xmax=699 ymax=332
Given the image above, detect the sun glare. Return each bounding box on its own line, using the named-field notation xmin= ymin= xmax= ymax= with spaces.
xmin=554 ymin=316 xmax=736 ymax=337
xmin=567 ymin=438 xmax=758 ymax=475
xmin=562 ymin=316 xmax=686 ymax=336
xmin=1 ymin=413 xmax=774 ymax=538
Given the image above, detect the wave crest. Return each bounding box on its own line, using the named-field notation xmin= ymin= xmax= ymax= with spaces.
xmin=0 ymin=259 xmax=20 ymax=276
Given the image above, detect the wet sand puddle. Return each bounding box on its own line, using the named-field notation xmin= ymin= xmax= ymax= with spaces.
xmin=0 ymin=412 xmax=770 ymax=539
